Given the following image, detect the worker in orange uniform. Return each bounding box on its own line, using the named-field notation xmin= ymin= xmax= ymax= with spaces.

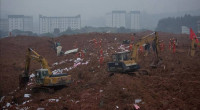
xmin=139 ymin=46 xmax=144 ymax=53
xmin=93 ymin=39 xmax=98 ymax=48
xmin=81 ymin=51 xmax=84 ymax=58
xmin=172 ymin=39 xmax=176 ymax=53
xmin=99 ymin=39 xmax=102 ymax=48
xmin=160 ymin=40 xmax=165 ymax=51
xmin=99 ymin=56 xmax=104 ymax=66
xmin=100 ymin=48 xmax=103 ymax=56
xmin=129 ymin=44 xmax=133 ymax=51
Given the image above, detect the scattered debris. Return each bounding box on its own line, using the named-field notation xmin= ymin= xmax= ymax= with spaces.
xmin=24 ymin=94 xmax=31 ymax=98
xmin=0 ymin=96 xmax=5 ymax=102
xmin=135 ymin=99 xmax=142 ymax=104
xmin=37 ymin=108 xmax=45 ymax=110
xmin=48 ymin=99 xmax=59 ymax=102
xmin=64 ymin=48 xmax=78 ymax=55
xmin=134 ymin=104 xmax=140 ymax=110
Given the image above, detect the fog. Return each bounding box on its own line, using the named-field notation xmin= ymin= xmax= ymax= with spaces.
xmin=1 ymin=0 xmax=200 ymax=30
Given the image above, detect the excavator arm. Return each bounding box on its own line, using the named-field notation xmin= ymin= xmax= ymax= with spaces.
xmin=190 ymin=38 xmax=200 ymax=56
xmin=20 ymin=48 xmax=51 ymax=88
xmin=131 ymin=32 xmax=159 ymax=62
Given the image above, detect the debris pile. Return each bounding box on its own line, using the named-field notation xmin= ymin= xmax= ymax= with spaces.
xmin=0 ymin=32 xmax=200 ymax=109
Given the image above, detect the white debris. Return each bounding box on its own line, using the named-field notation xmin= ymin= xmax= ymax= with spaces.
xmin=27 ymin=82 xmax=34 ymax=86
xmin=73 ymin=62 xmax=81 ymax=68
xmin=122 ymin=88 xmax=126 ymax=90
xmin=115 ymin=38 xmax=117 ymax=40
xmin=22 ymin=100 xmax=32 ymax=105
xmin=64 ymin=48 xmax=78 ymax=55
xmin=6 ymin=102 xmax=11 ymax=107
xmin=29 ymin=73 xmax=35 ymax=78
xmin=74 ymin=58 xmax=82 ymax=63
xmin=48 ymin=99 xmax=59 ymax=102
xmin=116 ymin=105 xmax=119 ymax=109
xmin=52 ymin=69 xmax=63 ymax=74
xmin=135 ymin=99 xmax=142 ymax=104
xmin=75 ymin=100 xmax=80 ymax=103
xmin=37 ymin=108 xmax=45 ymax=110
xmin=0 ymin=96 xmax=5 ymax=102
xmin=20 ymin=106 xmax=30 ymax=110
xmin=24 ymin=94 xmax=31 ymax=98
xmin=52 ymin=62 xmax=58 ymax=66
xmin=82 ymin=60 xmax=89 ymax=65
xmin=59 ymin=60 xmax=66 ymax=65
xmin=99 ymin=90 xmax=103 ymax=93
xmin=52 ymin=58 xmax=89 ymax=74
xmin=69 ymin=59 xmax=73 ymax=62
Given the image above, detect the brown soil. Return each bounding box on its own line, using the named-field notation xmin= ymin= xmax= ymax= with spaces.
xmin=0 ymin=31 xmax=200 ymax=109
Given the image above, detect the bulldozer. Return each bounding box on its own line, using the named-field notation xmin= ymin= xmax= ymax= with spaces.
xmin=19 ymin=48 xmax=71 ymax=91
xmin=107 ymin=32 xmax=162 ymax=74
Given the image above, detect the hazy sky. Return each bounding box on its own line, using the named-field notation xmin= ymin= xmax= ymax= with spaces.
xmin=1 ymin=0 xmax=200 ymax=17
xmin=1 ymin=0 xmax=200 ymax=28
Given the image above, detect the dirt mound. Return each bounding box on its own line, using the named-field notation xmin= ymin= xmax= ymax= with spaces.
xmin=1 ymin=32 xmax=200 ymax=109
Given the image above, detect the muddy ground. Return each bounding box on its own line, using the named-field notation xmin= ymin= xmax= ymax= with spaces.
xmin=0 ymin=31 xmax=200 ymax=109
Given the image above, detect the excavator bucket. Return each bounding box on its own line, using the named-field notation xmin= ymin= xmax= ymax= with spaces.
xmin=19 ymin=74 xmax=29 ymax=88
xmin=150 ymin=57 xmax=162 ymax=68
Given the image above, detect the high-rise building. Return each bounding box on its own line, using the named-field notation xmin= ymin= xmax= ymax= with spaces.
xmin=105 ymin=10 xmax=140 ymax=30
xmin=8 ymin=15 xmax=33 ymax=32
xmin=112 ymin=11 xmax=126 ymax=28
xmin=129 ymin=11 xmax=140 ymax=30
xmin=39 ymin=15 xmax=81 ymax=34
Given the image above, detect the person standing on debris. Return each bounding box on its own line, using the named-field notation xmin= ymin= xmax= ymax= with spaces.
xmin=99 ymin=56 xmax=104 ymax=66
xmin=99 ymin=39 xmax=102 ymax=48
xmin=139 ymin=46 xmax=144 ymax=53
xmin=172 ymin=39 xmax=176 ymax=53
xmin=169 ymin=39 xmax=172 ymax=51
xmin=131 ymin=33 xmax=135 ymax=43
xmin=129 ymin=43 xmax=133 ymax=51
xmin=100 ymin=48 xmax=103 ymax=56
xmin=159 ymin=40 xmax=165 ymax=51
xmin=81 ymin=51 xmax=85 ymax=58
xmin=93 ymin=39 xmax=98 ymax=48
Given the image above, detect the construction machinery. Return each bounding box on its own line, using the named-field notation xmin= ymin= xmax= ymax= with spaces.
xmin=19 ymin=48 xmax=71 ymax=89
xmin=190 ymin=37 xmax=200 ymax=56
xmin=107 ymin=32 xmax=161 ymax=74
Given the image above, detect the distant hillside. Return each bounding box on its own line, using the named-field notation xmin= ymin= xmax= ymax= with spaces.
xmin=156 ymin=14 xmax=200 ymax=33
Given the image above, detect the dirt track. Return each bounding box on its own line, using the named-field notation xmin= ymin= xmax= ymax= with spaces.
xmin=0 ymin=31 xmax=200 ymax=109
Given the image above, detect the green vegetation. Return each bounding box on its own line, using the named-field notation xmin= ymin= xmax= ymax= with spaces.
xmin=156 ymin=14 xmax=200 ymax=33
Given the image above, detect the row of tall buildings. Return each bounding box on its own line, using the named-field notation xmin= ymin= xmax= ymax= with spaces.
xmin=39 ymin=15 xmax=81 ymax=34
xmin=0 ymin=11 xmax=140 ymax=35
xmin=0 ymin=14 xmax=81 ymax=34
xmin=106 ymin=11 xmax=140 ymax=30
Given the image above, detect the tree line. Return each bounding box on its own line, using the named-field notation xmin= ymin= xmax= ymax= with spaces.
xmin=156 ymin=14 xmax=200 ymax=34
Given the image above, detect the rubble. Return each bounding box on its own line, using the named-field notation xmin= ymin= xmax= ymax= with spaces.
xmin=0 ymin=32 xmax=200 ymax=109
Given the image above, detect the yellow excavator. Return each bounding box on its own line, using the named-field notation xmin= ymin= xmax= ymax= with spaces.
xmin=19 ymin=48 xmax=71 ymax=89
xmin=107 ymin=32 xmax=161 ymax=74
xmin=190 ymin=37 xmax=200 ymax=56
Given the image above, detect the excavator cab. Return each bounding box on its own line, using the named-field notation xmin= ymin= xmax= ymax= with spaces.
xmin=107 ymin=51 xmax=140 ymax=73
xmin=35 ymin=69 xmax=49 ymax=85
xmin=112 ymin=51 xmax=131 ymax=62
